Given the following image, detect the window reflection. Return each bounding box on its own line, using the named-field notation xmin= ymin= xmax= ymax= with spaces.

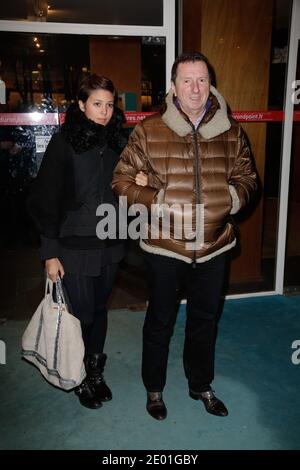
xmin=0 ymin=32 xmax=165 ymax=113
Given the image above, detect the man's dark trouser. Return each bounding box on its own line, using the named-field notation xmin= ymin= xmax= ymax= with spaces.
xmin=142 ymin=252 xmax=227 ymax=394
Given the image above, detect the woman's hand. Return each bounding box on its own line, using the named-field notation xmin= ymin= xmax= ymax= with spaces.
xmin=135 ymin=171 xmax=148 ymax=187
xmin=45 ymin=258 xmax=65 ymax=282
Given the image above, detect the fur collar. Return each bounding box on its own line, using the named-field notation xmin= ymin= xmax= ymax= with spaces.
xmin=162 ymin=85 xmax=231 ymax=139
xmin=61 ymin=103 xmax=127 ymax=154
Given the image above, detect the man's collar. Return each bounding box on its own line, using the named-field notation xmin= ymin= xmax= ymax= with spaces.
xmin=162 ymin=86 xmax=231 ymax=139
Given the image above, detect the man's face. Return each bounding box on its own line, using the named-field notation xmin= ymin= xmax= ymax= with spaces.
xmin=171 ymin=61 xmax=210 ymax=122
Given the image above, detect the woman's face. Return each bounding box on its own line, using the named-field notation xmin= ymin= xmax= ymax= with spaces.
xmin=79 ymin=89 xmax=114 ymax=126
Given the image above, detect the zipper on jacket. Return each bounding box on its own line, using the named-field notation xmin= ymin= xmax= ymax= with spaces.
xmin=192 ymin=129 xmax=201 ymax=269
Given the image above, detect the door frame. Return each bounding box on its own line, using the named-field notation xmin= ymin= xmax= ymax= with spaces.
xmin=0 ymin=0 xmax=175 ymax=93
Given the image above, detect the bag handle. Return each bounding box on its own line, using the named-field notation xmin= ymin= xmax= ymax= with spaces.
xmin=44 ymin=277 xmax=68 ymax=310
xmin=45 ymin=277 xmax=54 ymax=298
xmin=55 ymin=277 xmax=67 ymax=309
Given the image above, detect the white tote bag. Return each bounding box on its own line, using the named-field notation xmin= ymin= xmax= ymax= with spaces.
xmin=22 ymin=277 xmax=86 ymax=390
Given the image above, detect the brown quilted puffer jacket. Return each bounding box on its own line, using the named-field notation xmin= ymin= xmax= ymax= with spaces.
xmin=112 ymin=86 xmax=257 ymax=264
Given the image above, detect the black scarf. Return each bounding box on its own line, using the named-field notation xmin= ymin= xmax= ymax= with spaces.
xmin=61 ymin=103 xmax=127 ymax=155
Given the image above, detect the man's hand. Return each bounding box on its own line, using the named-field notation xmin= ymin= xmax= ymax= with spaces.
xmin=135 ymin=171 xmax=148 ymax=187
xmin=45 ymin=258 xmax=65 ymax=282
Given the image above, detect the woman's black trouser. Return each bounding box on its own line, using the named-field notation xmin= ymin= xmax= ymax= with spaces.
xmin=142 ymin=252 xmax=227 ymax=393
xmin=62 ymin=263 xmax=119 ymax=355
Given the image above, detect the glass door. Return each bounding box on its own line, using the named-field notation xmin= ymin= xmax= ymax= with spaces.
xmin=276 ymin=0 xmax=300 ymax=294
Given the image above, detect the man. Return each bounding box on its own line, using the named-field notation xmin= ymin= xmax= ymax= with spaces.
xmin=112 ymin=52 xmax=257 ymax=420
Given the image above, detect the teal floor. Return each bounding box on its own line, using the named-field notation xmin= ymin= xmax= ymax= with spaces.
xmin=0 ymin=295 xmax=300 ymax=450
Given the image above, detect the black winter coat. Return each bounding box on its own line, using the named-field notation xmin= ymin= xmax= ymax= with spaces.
xmin=28 ymin=104 xmax=127 ymax=252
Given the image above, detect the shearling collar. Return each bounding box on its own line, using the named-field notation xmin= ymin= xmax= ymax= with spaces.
xmin=61 ymin=103 xmax=127 ymax=154
xmin=162 ymin=85 xmax=231 ymax=139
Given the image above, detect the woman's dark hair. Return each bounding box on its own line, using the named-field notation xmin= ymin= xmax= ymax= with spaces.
xmin=77 ymin=74 xmax=117 ymax=103
xmin=171 ymin=52 xmax=214 ymax=84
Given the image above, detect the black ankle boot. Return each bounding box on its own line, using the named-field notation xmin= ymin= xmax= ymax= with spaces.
xmin=74 ymin=378 xmax=102 ymax=409
xmin=85 ymin=353 xmax=112 ymax=402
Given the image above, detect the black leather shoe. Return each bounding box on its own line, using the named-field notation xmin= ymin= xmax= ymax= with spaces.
xmin=146 ymin=392 xmax=167 ymax=420
xmin=189 ymin=390 xmax=228 ymax=417
xmin=74 ymin=379 xmax=102 ymax=409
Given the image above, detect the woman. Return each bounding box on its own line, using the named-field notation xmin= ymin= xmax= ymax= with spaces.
xmin=28 ymin=74 xmax=127 ymax=409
